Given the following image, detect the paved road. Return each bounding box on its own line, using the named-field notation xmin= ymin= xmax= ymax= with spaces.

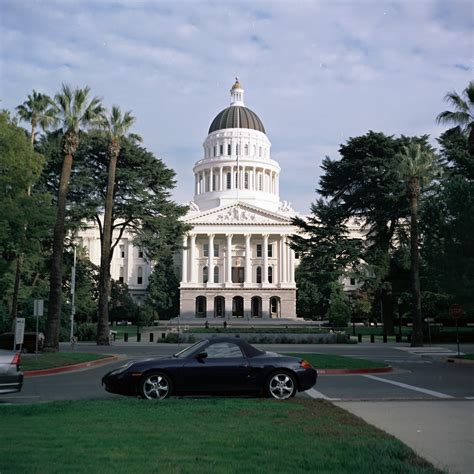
xmin=2 ymin=342 xmax=473 ymax=473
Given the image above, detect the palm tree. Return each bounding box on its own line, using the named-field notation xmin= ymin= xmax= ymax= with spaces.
xmin=396 ymin=143 xmax=438 ymax=347
xmin=16 ymin=90 xmax=58 ymax=145
xmin=44 ymin=85 xmax=104 ymax=352
xmin=436 ymin=81 xmax=474 ymax=155
xmin=10 ymin=92 xmax=57 ymax=326
xmin=96 ymin=106 xmax=140 ymax=345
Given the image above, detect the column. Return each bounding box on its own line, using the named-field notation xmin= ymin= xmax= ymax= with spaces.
xmin=279 ymin=237 xmax=283 ymax=284
xmin=210 ymin=167 xmax=214 ymax=192
xmin=182 ymin=235 xmax=188 ymax=283
xmin=189 ymin=233 xmax=197 ymax=283
xmin=289 ymin=248 xmax=295 ymax=284
xmin=208 ymin=234 xmax=214 ymax=283
xmin=226 ymin=234 xmax=233 ymax=284
xmin=195 ymin=174 xmax=198 ymax=195
xmin=219 ymin=167 xmax=223 ymax=191
xmin=281 ymin=235 xmax=287 ymax=283
xmin=244 ymin=234 xmax=251 ymax=284
xmin=262 ymin=234 xmax=269 ymax=284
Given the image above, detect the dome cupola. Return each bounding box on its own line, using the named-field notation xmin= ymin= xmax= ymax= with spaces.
xmin=208 ymin=78 xmax=266 ymax=135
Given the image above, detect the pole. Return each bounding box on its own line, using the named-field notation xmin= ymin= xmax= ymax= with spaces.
xmin=35 ymin=312 xmax=39 ymax=355
xmin=456 ymin=319 xmax=460 ymax=357
xmin=70 ymin=246 xmax=77 ymax=345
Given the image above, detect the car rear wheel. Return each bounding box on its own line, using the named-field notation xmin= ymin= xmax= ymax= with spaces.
xmin=139 ymin=371 xmax=172 ymax=400
xmin=267 ymin=372 xmax=297 ymax=400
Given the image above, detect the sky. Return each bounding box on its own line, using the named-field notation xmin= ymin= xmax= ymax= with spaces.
xmin=1 ymin=0 xmax=472 ymax=213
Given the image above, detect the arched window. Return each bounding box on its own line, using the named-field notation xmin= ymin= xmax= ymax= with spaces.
xmin=256 ymin=266 xmax=262 ymax=284
xmin=251 ymin=296 xmax=262 ymax=318
xmin=203 ymin=266 xmax=208 ymax=283
xmin=244 ymin=172 xmax=249 ymax=189
xmin=227 ymin=144 xmax=231 ymax=155
xmin=213 ymin=146 xmax=216 ymax=157
xmin=226 ymin=172 xmax=231 ymax=189
xmin=268 ymin=266 xmax=273 ymax=284
xmin=196 ymin=296 xmax=207 ymax=318
xmin=235 ymin=172 xmax=238 ymax=188
xmin=214 ymin=296 xmax=225 ymax=318
xmin=214 ymin=265 xmax=219 ymax=283
xmin=236 ymin=144 xmax=239 ymax=155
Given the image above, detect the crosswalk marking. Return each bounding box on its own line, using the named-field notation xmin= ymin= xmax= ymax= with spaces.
xmin=362 ymin=374 xmax=454 ymax=398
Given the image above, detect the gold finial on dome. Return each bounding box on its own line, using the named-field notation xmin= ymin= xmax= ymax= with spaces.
xmin=231 ymin=76 xmax=242 ymax=90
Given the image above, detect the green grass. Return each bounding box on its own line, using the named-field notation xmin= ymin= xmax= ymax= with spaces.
xmin=0 ymin=398 xmax=441 ymax=474
xmin=459 ymin=353 xmax=474 ymax=360
xmin=284 ymin=353 xmax=387 ymax=369
xmin=111 ymin=325 xmax=138 ymax=340
xmin=21 ymin=352 xmax=109 ymax=371
xmin=186 ymin=327 xmax=332 ymax=334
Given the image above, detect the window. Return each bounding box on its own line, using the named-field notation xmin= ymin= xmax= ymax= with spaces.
xmin=295 ymin=252 xmax=300 ymax=260
xmin=268 ymin=244 xmax=273 ymax=258
xmin=244 ymin=144 xmax=249 ymax=155
xmin=205 ymin=342 xmax=243 ymax=359
xmin=214 ymin=296 xmax=224 ymax=318
xmin=203 ymin=244 xmax=209 ymax=257
xmin=244 ymin=172 xmax=249 ymax=189
xmin=214 ymin=266 xmax=219 ymax=283
xmin=227 ymin=144 xmax=231 ymax=155
xmin=212 ymin=174 xmax=217 ymax=191
xmin=119 ymin=244 xmax=125 ymax=258
xmin=350 ymin=278 xmax=356 ymax=286
xmin=258 ymin=174 xmax=263 ymax=191
xmin=232 ymin=267 xmax=244 ymax=283
xmin=138 ymin=248 xmax=144 ymax=258
xmin=235 ymin=172 xmax=238 ymax=188
xmin=256 ymin=244 xmax=262 ymax=258
xmin=196 ymin=296 xmax=206 ymax=317
xmin=203 ymin=266 xmax=208 ymax=283
xmin=259 ymin=146 xmax=262 ymax=157
xmin=256 ymin=266 xmax=262 ymax=283
xmin=137 ymin=267 xmax=143 ymax=285
xmin=268 ymin=266 xmax=273 ymax=283
xmin=226 ymin=172 xmax=231 ymax=189
xmin=219 ymin=144 xmax=223 ymax=155
xmin=119 ymin=266 xmax=124 ymax=283
xmin=214 ymin=244 xmax=219 ymax=257
xmin=213 ymin=146 xmax=216 ymax=157
xmin=236 ymin=144 xmax=239 ymax=155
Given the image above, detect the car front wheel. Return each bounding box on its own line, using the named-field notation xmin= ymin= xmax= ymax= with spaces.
xmin=267 ymin=372 xmax=297 ymax=400
xmin=139 ymin=371 xmax=172 ymax=400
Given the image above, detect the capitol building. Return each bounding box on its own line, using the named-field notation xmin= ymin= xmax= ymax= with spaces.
xmin=179 ymin=79 xmax=300 ymax=320
xmin=78 ymin=79 xmax=362 ymax=321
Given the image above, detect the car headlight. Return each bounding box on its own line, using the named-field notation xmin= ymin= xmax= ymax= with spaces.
xmin=109 ymin=361 xmax=134 ymax=375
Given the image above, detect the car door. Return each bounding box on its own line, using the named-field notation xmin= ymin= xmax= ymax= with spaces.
xmin=181 ymin=342 xmax=252 ymax=393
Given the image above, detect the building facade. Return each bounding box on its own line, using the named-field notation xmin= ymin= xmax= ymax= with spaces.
xmin=179 ymin=79 xmax=300 ymax=320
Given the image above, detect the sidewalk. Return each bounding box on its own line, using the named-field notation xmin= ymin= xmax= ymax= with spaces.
xmin=336 ymin=400 xmax=474 ymax=474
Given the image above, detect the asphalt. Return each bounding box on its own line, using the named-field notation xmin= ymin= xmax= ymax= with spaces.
xmin=2 ymin=341 xmax=473 ymax=473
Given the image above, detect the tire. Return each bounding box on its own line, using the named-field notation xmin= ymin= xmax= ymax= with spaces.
xmin=139 ymin=371 xmax=172 ymax=400
xmin=266 ymin=371 xmax=297 ymax=400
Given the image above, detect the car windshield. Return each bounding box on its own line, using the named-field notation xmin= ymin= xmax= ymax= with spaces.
xmin=172 ymin=340 xmax=208 ymax=359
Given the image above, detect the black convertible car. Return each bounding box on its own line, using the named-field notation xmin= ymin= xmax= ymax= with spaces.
xmin=102 ymin=337 xmax=317 ymax=400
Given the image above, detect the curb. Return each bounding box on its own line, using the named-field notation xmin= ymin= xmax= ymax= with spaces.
xmin=24 ymin=355 xmax=121 ymax=377
xmin=445 ymin=357 xmax=474 ymax=365
xmin=317 ymin=366 xmax=393 ymax=375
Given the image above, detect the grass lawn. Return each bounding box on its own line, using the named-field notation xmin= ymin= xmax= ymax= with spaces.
xmin=284 ymin=353 xmax=387 ymax=369
xmin=0 ymin=398 xmax=440 ymax=474
xmin=21 ymin=352 xmax=109 ymax=371
xmin=459 ymin=353 xmax=474 ymax=360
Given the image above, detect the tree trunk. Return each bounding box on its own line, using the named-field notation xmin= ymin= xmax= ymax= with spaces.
xmin=96 ymin=142 xmax=120 ymax=345
xmin=44 ymin=152 xmax=74 ymax=352
xmin=409 ymin=182 xmax=423 ymax=347
xmin=381 ymin=283 xmax=395 ymax=335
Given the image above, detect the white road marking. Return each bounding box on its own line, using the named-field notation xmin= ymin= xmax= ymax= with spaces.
xmin=306 ymin=388 xmax=340 ymax=401
xmin=362 ymin=374 xmax=454 ymax=398
xmin=464 ymin=396 xmax=474 ymax=400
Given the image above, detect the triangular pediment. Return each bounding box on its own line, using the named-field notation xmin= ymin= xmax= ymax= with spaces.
xmin=183 ymin=203 xmax=294 ymax=225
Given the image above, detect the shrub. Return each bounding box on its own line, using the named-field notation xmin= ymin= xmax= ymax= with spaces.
xmin=77 ymin=323 xmax=97 ymax=341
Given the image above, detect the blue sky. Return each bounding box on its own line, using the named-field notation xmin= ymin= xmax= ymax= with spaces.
xmin=1 ymin=0 xmax=472 ymax=213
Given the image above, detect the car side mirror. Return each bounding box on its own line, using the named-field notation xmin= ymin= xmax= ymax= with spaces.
xmin=196 ymin=351 xmax=208 ymax=360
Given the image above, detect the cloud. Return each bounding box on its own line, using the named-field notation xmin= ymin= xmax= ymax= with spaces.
xmin=1 ymin=0 xmax=472 ymax=213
